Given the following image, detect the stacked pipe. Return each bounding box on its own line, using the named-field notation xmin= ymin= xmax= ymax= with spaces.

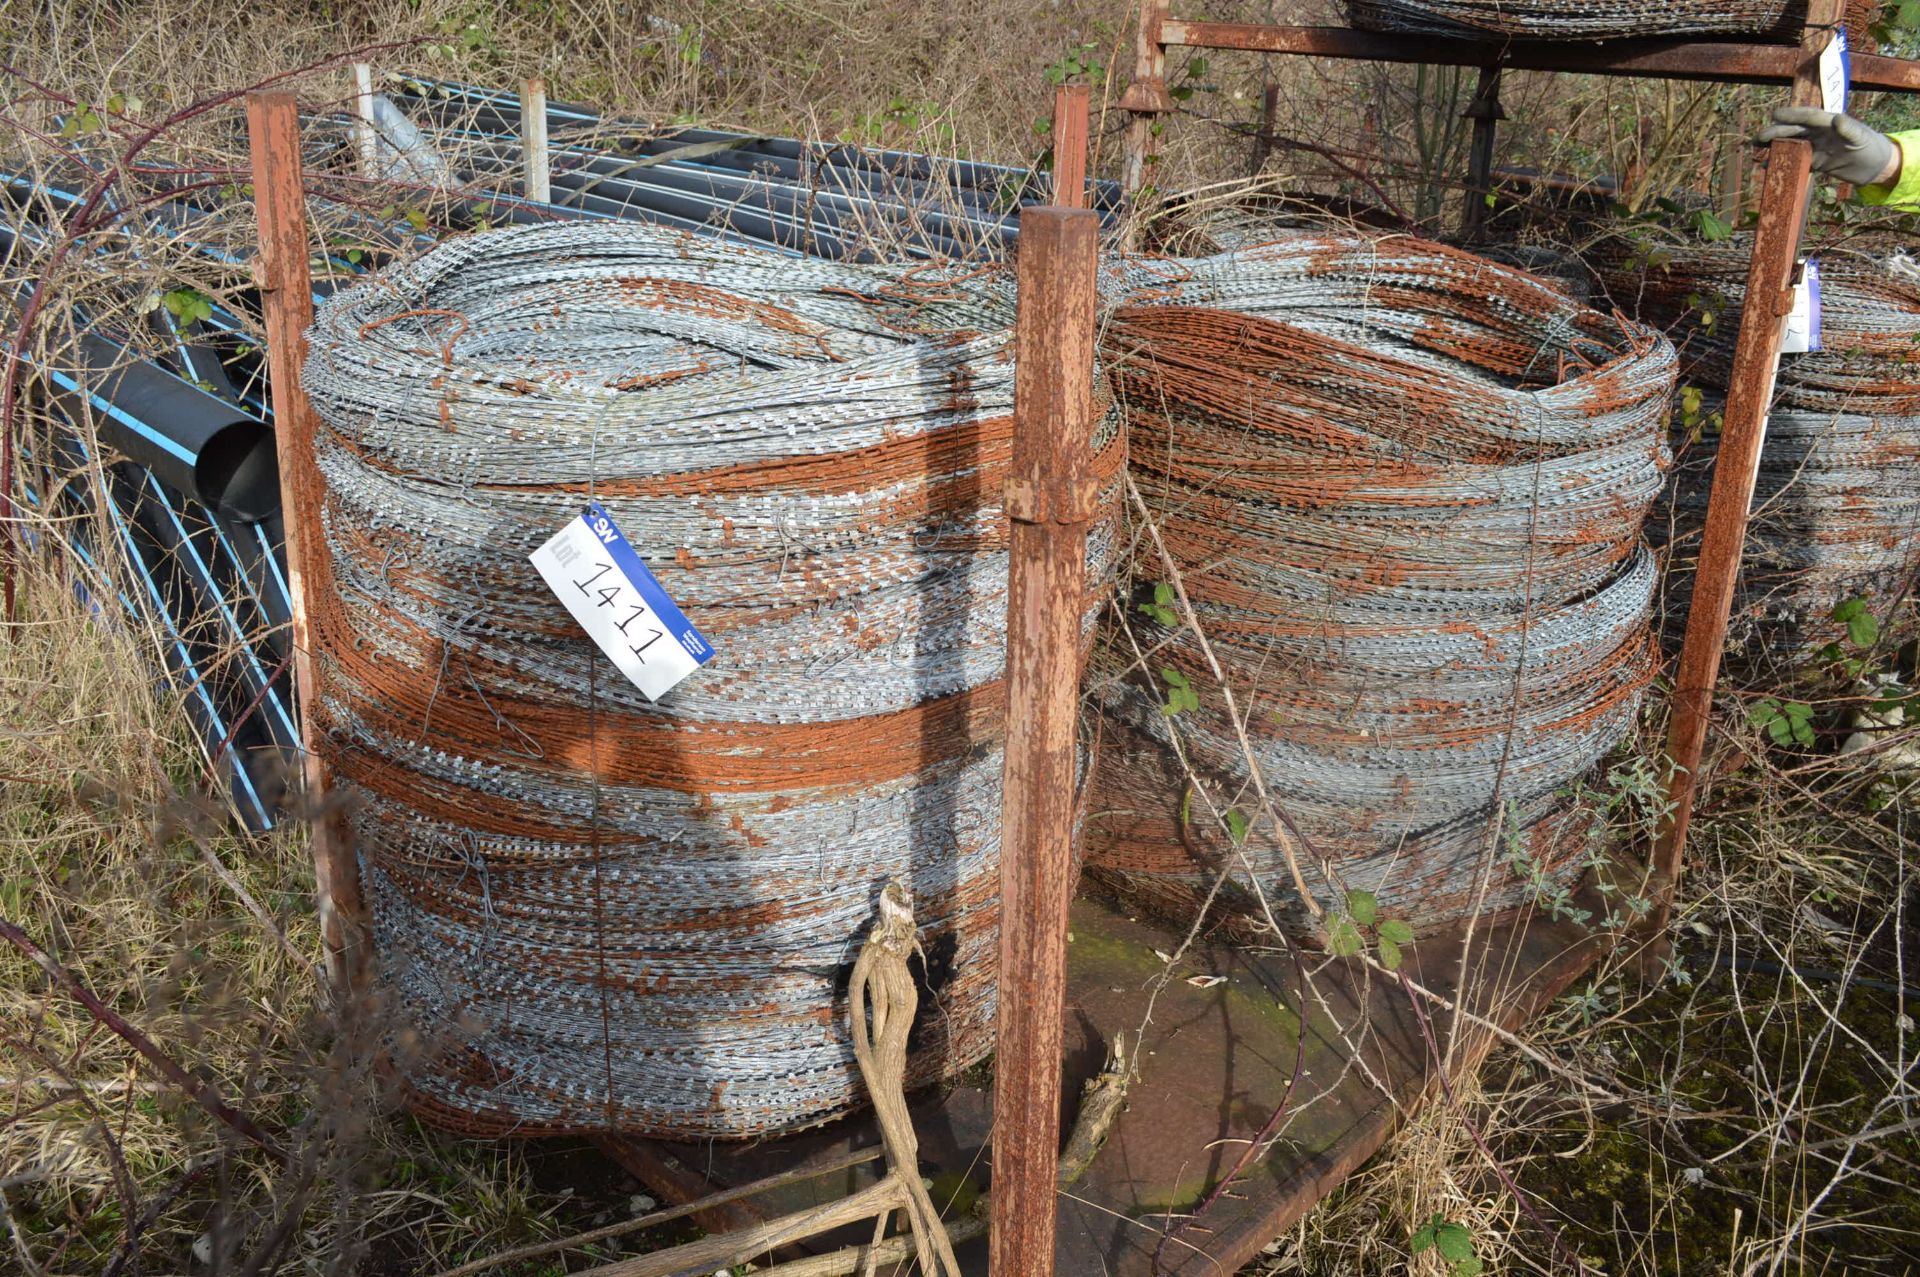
xmin=299 ymin=221 xmax=1125 ymax=1137
xmin=0 ymin=214 xmax=299 ymax=830
xmin=381 ymin=77 xmax=1123 ymax=261
xmin=1593 ymin=229 xmax=1920 ymax=659
xmin=1085 ymin=234 xmax=1676 ymax=926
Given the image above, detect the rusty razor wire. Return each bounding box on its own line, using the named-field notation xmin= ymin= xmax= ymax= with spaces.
xmin=300 ymin=221 xmax=1124 ymax=1137
xmin=1087 ymin=234 xmax=1677 ymax=926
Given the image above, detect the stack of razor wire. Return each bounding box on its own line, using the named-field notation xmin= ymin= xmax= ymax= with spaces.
xmin=1086 ymin=235 xmax=1675 ymax=926
xmin=1593 ymin=230 xmax=1920 ymax=659
xmin=1344 ymin=0 xmax=1876 ymax=42
xmin=300 ymin=220 xmax=1124 ymax=1138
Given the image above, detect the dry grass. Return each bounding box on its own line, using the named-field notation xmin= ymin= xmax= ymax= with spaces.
xmin=4 ymin=0 xmax=1920 ymax=1274
xmin=1254 ymin=718 xmax=1920 ymax=1277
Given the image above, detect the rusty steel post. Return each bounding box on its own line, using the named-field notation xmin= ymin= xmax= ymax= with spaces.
xmin=1152 ymin=22 xmax=1920 ymax=93
xmin=989 ymin=205 xmax=1101 ymax=1277
xmin=1646 ymin=0 xmax=1840 ymax=941
xmin=1051 ymin=84 xmax=1091 ymax=210
xmin=247 ymin=91 xmax=368 ymax=991
xmin=1119 ymin=0 xmax=1173 ymax=200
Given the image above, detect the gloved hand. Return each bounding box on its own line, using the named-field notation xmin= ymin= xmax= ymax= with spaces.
xmin=1756 ymin=107 xmax=1901 ymax=187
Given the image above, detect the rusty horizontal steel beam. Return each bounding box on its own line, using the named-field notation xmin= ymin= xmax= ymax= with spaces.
xmin=1158 ymin=23 xmax=1920 ymax=93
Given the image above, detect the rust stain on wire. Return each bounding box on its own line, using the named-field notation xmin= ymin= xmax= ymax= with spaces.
xmin=300 ymin=222 xmax=1124 ymax=1138
xmin=1345 ymin=0 xmax=1879 ymax=44
xmin=1597 ymin=229 xmax=1920 ymax=662
xmin=1088 ymin=234 xmax=1676 ymax=926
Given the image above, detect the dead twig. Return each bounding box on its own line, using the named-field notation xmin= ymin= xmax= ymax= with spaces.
xmin=0 ymin=914 xmax=287 ymax=1165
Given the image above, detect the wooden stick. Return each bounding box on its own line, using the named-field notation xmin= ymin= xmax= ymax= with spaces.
xmin=574 ymin=1170 xmax=904 ymax=1277
xmin=350 ymin=63 xmax=378 ymax=178
xmin=564 ymin=1049 xmax=1129 ymax=1277
xmin=1646 ymin=0 xmax=1837 ymax=937
xmin=426 ymin=1147 xmax=885 ymax=1277
xmin=753 ymin=1216 xmax=987 ymax=1277
xmin=1051 ymin=85 xmax=1090 ymax=209
xmin=522 ymin=77 xmax=551 ymax=204
xmin=246 ymin=92 xmax=367 ymax=990
xmin=990 ymin=206 xmax=1101 ymax=1277
xmin=0 ymin=917 xmax=287 ymax=1163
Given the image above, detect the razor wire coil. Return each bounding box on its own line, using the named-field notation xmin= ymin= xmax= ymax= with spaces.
xmin=1596 ymin=229 xmax=1920 ymax=663
xmin=301 ymin=220 xmax=1123 ymax=1138
xmin=1089 ymin=234 xmax=1676 ymax=925
xmin=1343 ymin=0 xmax=1877 ymax=45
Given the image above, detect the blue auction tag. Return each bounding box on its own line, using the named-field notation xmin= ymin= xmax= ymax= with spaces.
xmin=529 ymin=502 xmax=713 ymax=701
xmin=1820 ymin=28 xmax=1850 ymax=114
xmin=1783 ymin=259 xmax=1823 ymax=355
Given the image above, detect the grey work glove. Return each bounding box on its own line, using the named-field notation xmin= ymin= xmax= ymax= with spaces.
xmin=1756 ymin=107 xmax=1900 ymax=186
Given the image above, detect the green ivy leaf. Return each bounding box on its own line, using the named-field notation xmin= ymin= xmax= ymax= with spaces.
xmin=1160 ymin=668 xmax=1198 ymax=716
xmin=1345 ymin=889 xmax=1378 ymax=927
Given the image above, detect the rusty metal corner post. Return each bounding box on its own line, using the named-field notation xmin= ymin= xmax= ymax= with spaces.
xmin=1646 ymin=140 xmax=1812 ymax=936
xmin=1645 ymin=0 xmax=1841 ymax=944
xmin=1051 ymin=84 xmax=1092 ymax=210
xmin=246 ymin=91 xmax=369 ymax=993
xmin=1119 ymin=0 xmax=1173 ymax=201
xmin=989 ymin=204 xmax=1101 ymax=1277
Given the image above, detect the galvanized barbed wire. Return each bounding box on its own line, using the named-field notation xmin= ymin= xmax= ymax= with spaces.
xmin=1088 ymin=234 xmax=1676 ymax=925
xmin=300 ymin=220 xmax=1124 ymax=1138
xmin=1591 ymin=228 xmax=1920 ymax=418
xmin=1344 ymin=0 xmax=1876 ymax=44
xmin=1597 ymin=227 xmax=1920 ymax=665
xmin=1653 ymin=404 xmax=1920 ymax=659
